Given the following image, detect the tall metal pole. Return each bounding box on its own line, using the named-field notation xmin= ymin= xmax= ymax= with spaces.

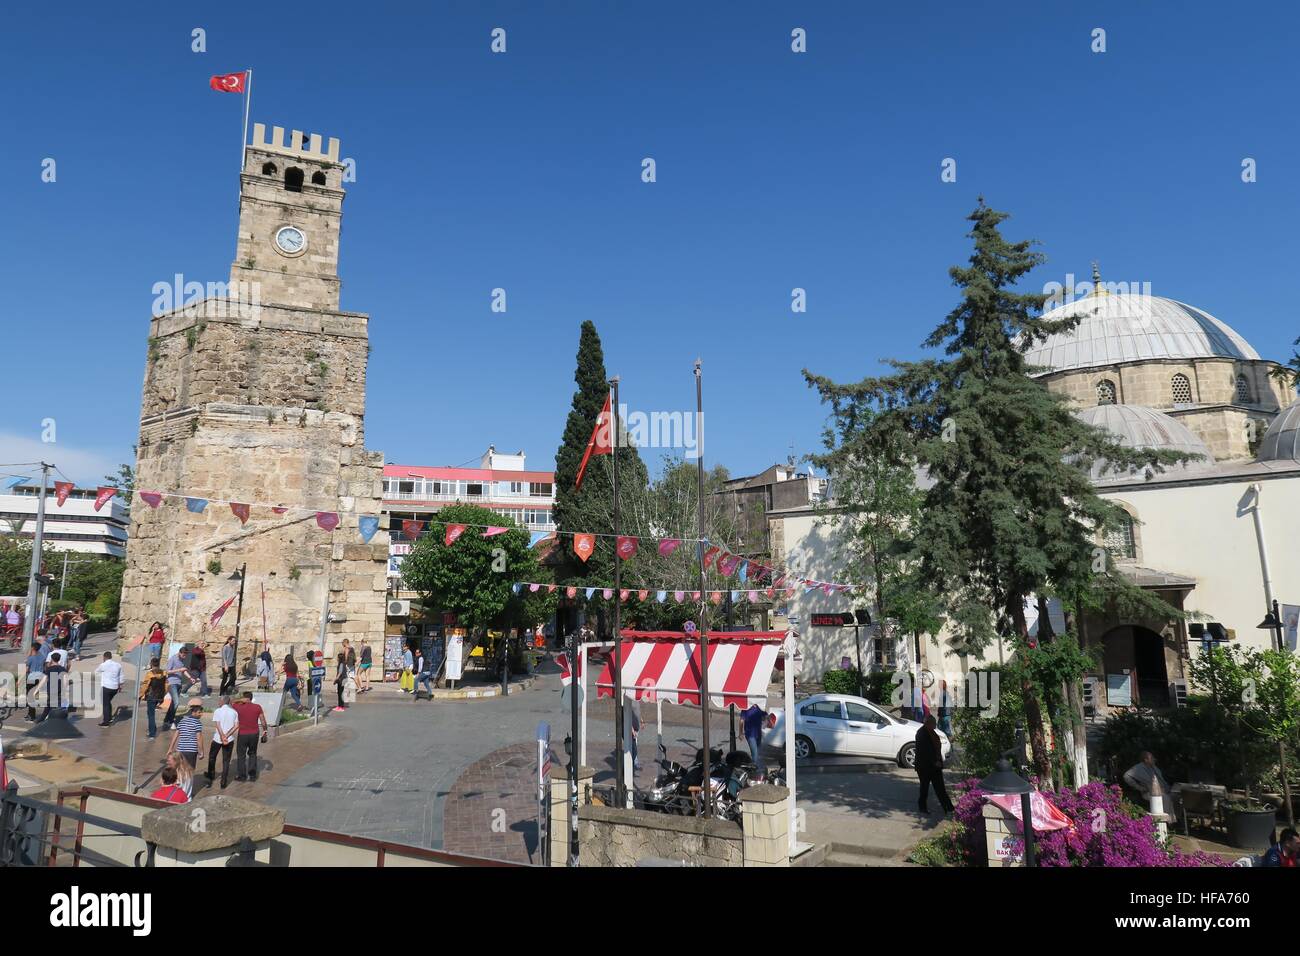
xmin=695 ymin=360 xmax=712 ymax=817
xmin=610 ymin=378 xmax=625 ymax=809
xmin=230 ymin=563 xmax=247 ymax=687
xmin=19 ymin=462 xmax=52 ymax=662
xmin=124 ymin=637 xmax=146 ymax=792
xmin=568 ymin=618 xmax=581 ymax=866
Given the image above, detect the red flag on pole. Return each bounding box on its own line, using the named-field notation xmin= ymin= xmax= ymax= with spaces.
xmin=574 ymin=393 xmax=613 ymax=490
xmin=209 ymin=594 xmax=238 ymax=628
xmin=210 ymin=71 xmax=247 ymax=93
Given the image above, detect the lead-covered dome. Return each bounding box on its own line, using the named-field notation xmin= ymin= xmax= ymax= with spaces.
xmin=1258 ymin=398 xmax=1300 ymax=463
xmin=1025 ymin=292 xmax=1259 ymax=376
xmin=1075 ymin=404 xmax=1214 ymax=480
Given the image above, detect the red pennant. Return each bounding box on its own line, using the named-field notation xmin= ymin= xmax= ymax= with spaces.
xmin=637 ymin=590 xmax=649 ymax=602
xmin=547 ymin=584 xmax=556 ymax=593
xmin=566 ymin=587 xmax=577 ymax=599
xmin=402 ymin=519 xmax=425 ymax=540
xmin=272 ymin=506 xmax=289 ymax=515
xmin=316 ymin=512 xmax=339 ymax=531
xmin=619 ymin=589 xmax=629 ymax=600
xmin=616 ymin=535 xmax=638 ymax=560
xmin=702 ymin=546 xmax=720 ymax=570
xmin=691 ymin=591 xmax=701 ymax=601
xmin=445 ymin=524 xmax=467 ymax=545
xmin=718 ymin=554 xmax=739 ymax=576
xmin=230 ymin=502 xmax=250 ymax=525
xmin=138 ymin=491 xmax=163 ymax=509
xmin=710 ymin=592 xmax=723 ymax=604
xmin=766 ymin=588 xmax=775 ymax=598
xmin=54 ymin=482 xmax=74 ymax=507
xmin=483 ymin=526 xmax=508 ymax=537
xmin=658 ymin=539 xmax=681 ymax=557
xmin=573 ymin=533 xmax=595 ymax=562
xmin=94 ymin=486 xmax=118 ymax=512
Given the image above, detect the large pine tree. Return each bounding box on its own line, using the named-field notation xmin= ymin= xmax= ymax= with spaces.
xmin=805 ymin=201 xmax=1193 ymax=779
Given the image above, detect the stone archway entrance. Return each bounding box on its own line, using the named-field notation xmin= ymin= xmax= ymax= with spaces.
xmin=1100 ymin=625 xmax=1171 ymax=707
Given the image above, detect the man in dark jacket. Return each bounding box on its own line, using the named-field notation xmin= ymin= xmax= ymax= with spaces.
xmin=915 ymin=714 xmax=953 ymax=815
xmin=1261 ymin=828 xmax=1299 ymax=867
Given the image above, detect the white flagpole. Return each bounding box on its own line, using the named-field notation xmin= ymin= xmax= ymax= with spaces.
xmin=240 ymin=68 xmax=253 ymax=171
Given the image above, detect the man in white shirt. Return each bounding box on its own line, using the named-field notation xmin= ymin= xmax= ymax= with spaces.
xmin=95 ymin=651 xmax=124 ymax=727
xmin=206 ymin=695 xmax=240 ymax=789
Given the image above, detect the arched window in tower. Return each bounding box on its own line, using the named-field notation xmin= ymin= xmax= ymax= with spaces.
xmin=1103 ymin=511 xmax=1137 ymax=561
xmin=1235 ymin=374 xmax=1253 ymax=404
xmin=1171 ymin=373 xmax=1193 ymax=405
xmin=1096 ymin=379 xmax=1117 ymax=405
xmin=285 ymin=167 xmax=304 ymax=193
xmin=261 ymin=162 xmax=277 ymax=176
xmin=311 ymin=170 xmax=327 ymax=186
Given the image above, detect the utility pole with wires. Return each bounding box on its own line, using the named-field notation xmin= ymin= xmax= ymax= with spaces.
xmin=18 ymin=462 xmax=53 ymax=663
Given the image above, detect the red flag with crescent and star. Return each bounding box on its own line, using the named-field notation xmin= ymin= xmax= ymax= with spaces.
xmin=209 ymin=72 xmax=247 ymax=93
xmin=574 ymin=393 xmax=613 ymax=491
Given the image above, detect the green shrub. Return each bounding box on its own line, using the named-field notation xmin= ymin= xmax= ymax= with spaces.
xmin=951 ymin=664 xmax=1027 ymax=777
xmin=907 ymin=823 xmax=966 ymax=866
xmin=862 ymin=670 xmax=896 ymax=705
xmin=822 ymin=668 xmax=860 ymax=696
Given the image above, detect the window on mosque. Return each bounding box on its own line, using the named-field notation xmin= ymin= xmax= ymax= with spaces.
xmin=1096 ymin=380 xmax=1117 ymax=405
xmin=1103 ymin=512 xmax=1137 ymax=561
xmin=1171 ymin=374 xmax=1193 ymax=405
xmin=1235 ymin=375 xmax=1253 ymax=404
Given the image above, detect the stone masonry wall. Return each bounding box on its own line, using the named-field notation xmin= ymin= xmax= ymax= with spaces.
xmin=577 ymin=804 xmax=743 ymax=867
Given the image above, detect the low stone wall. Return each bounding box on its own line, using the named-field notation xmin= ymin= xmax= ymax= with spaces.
xmin=578 ymin=803 xmax=743 ymax=867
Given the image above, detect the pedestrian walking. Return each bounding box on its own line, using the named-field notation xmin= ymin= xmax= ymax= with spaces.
xmin=915 ymin=714 xmax=953 ymax=815
xmin=139 ymin=656 xmax=168 ymax=738
xmin=151 ymin=766 xmax=189 ymax=804
xmin=358 ymin=642 xmax=372 ymax=693
xmin=219 ymin=635 xmax=236 ymax=695
xmin=165 ymin=647 xmax=187 ymax=715
xmin=937 ymin=679 xmax=953 ymax=736
xmin=740 ymin=701 xmax=768 ymax=775
xmin=399 ymin=643 xmax=415 ymax=693
xmin=168 ymin=698 xmax=205 ymax=769
xmin=232 ymin=691 xmax=267 ymax=782
xmin=333 ymin=652 xmax=351 ymax=711
xmin=413 ymin=647 xmax=434 ymax=700
xmin=40 ymin=639 xmax=70 ymax=721
xmin=206 ymin=695 xmax=239 ymax=789
xmin=191 ymin=641 xmax=210 ymax=696
xmin=69 ymin=608 xmax=88 ymax=658
xmin=282 ymin=653 xmax=301 ymax=708
xmin=95 ymin=651 xmax=124 ymax=727
xmin=24 ymin=641 xmax=44 ymax=721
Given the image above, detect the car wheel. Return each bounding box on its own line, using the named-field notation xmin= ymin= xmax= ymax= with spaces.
xmin=794 ymin=735 xmax=815 ymax=759
xmin=898 ymin=742 xmax=916 ymax=769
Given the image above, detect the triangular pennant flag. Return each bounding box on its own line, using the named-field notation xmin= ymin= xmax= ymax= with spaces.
xmin=710 ymin=592 xmax=723 ymax=604
xmin=94 ymin=486 xmax=118 ymax=512
xmin=619 ymin=589 xmax=629 ymax=601
xmin=138 ymin=491 xmax=163 ymax=509
xmin=657 ymin=538 xmax=681 ymax=557
xmin=272 ymin=506 xmax=289 ymax=515
xmin=602 ymin=589 xmax=613 ymax=600
xmin=738 ymin=561 xmax=749 ymax=583
xmin=5 ymin=476 xmax=30 ymax=490
xmin=748 ymin=590 xmax=760 ymax=603
xmin=358 ymin=516 xmax=380 ymax=543
xmin=529 ymin=583 xmax=541 ymax=592
xmin=637 ymin=590 xmax=649 ymax=602
xmin=445 ymin=524 xmax=467 ymax=545
xmin=573 ymin=533 xmax=595 ymax=563
xmin=529 ymin=531 xmax=547 ymax=548
xmin=585 ymin=588 xmax=596 ymax=600
xmin=483 ymin=526 xmax=508 ymax=537
xmin=574 ymin=393 xmax=613 ymax=490
xmin=185 ymin=497 xmax=209 ymax=513
xmin=316 ymin=511 xmax=339 ymax=532
xmin=702 ymin=545 xmax=720 ymax=570
xmin=731 ymin=590 xmax=741 ymax=603
xmin=512 ymin=583 xmax=523 ymax=595
xmin=773 ymin=574 xmax=786 ymax=589
xmin=230 ymin=502 xmax=250 ymax=525
xmin=616 ymin=536 xmax=639 ymax=560
xmin=54 ymin=481 xmax=74 ymax=506
xmin=547 ymin=584 xmax=556 ymax=593
xmin=673 ymin=590 xmax=685 ymax=603
xmin=209 ymin=594 xmax=238 ymax=627
xmin=402 ymin=519 xmax=425 ymax=540
xmin=766 ymin=588 xmax=775 ymax=598
xmin=692 ymin=591 xmax=701 ymax=601
xmin=656 ymin=590 xmax=667 ymax=603
xmin=822 ymin=583 xmax=834 ymax=595
xmin=566 ymin=587 xmax=577 ymax=598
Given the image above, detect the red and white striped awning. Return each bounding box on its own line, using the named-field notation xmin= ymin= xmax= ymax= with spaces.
xmin=595 ymin=630 xmax=784 ymax=709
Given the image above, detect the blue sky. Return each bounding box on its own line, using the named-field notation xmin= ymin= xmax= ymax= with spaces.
xmin=2 ymin=1 xmax=1296 ymax=486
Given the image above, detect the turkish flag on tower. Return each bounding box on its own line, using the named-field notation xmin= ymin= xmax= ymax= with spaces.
xmin=209 ymin=72 xmax=247 ymax=93
xmin=574 ymin=393 xmax=612 ymax=491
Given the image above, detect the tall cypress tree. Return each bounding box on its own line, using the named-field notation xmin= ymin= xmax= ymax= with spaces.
xmin=805 ymin=201 xmax=1193 ymax=780
xmin=552 ymin=321 xmax=649 ymax=587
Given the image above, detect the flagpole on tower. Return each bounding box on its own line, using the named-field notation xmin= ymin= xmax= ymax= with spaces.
xmin=241 ymin=68 xmax=253 ymax=171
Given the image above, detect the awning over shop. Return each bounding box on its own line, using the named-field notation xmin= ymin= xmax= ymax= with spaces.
xmin=594 ymin=630 xmax=785 ymax=709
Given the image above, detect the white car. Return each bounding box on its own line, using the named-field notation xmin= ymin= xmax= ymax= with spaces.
xmin=763 ymin=693 xmax=952 ymax=769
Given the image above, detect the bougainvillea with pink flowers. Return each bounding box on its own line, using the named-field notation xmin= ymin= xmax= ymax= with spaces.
xmin=949 ymin=779 xmax=1224 ymax=867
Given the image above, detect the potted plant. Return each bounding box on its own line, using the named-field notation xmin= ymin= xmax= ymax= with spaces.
xmin=1224 ymin=797 xmax=1278 ymax=849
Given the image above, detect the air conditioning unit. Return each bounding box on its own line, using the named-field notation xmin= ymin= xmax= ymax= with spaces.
xmin=388 ymin=600 xmax=410 ymax=618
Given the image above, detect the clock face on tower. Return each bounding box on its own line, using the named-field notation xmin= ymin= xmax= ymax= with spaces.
xmin=274 ymin=225 xmax=306 ymax=256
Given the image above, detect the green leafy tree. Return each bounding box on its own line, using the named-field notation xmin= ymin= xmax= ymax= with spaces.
xmin=804 ymin=201 xmax=1193 ymax=780
xmin=398 ymin=504 xmax=552 ymax=643
xmin=104 ymin=459 xmax=136 ymax=502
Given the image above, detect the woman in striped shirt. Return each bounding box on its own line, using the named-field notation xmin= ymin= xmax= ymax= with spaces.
xmin=168 ymin=698 xmax=206 ymax=769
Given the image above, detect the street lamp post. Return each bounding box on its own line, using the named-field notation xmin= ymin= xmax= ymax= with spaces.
xmin=980 ymin=751 xmax=1036 ymax=867
xmin=1258 ymin=600 xmax=1286 ymax=653
xmin=229 ymin=565 xmax=247 ymax=685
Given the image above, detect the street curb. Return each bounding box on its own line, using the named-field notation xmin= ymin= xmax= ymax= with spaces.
xmin=793 ymin=759 xmax=901 ymax=775
xmin=401 ymin=675 xmax=539 ymax=701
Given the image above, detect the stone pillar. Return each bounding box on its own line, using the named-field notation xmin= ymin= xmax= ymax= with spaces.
xmin=740 ymin=784 xmax=790 ymax=867
xmin=141 ymin=795 xmax=284 ymax=867
xmin=983 ymin=801 xmax=1025 ymax=867
xmin=549 ymin=765 xmax=594 ymax=868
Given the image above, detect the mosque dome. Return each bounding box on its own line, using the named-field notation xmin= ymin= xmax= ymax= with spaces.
xmin=1075 ymin=404 xmax=1215 ymax=480
xmin=1258 ymin=398 xmax=1300 ymax=463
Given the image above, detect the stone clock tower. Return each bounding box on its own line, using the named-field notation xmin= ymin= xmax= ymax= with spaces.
xmin=119 ymin=124 xmax=388 ymax=667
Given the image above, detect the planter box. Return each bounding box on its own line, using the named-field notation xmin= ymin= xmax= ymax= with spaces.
xmin=1227 ymin=808 xmax=1277 ymax=849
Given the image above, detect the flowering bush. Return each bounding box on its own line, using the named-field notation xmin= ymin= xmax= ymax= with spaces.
xmin=950 ymin=779 xmax=1224 ymax=867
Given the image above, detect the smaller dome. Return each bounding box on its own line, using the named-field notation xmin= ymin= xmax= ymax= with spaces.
xmin=1075 ymin=405 xmax=1214 ymax=480
xmin=1258 ymin=398 xmax=1300 ymax=463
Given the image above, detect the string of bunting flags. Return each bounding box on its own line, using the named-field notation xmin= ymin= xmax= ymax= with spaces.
xmin=510 ymin=580 xmax=854 ymax=603
xmin=56 ymin=484 xmax=859 ymax=592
